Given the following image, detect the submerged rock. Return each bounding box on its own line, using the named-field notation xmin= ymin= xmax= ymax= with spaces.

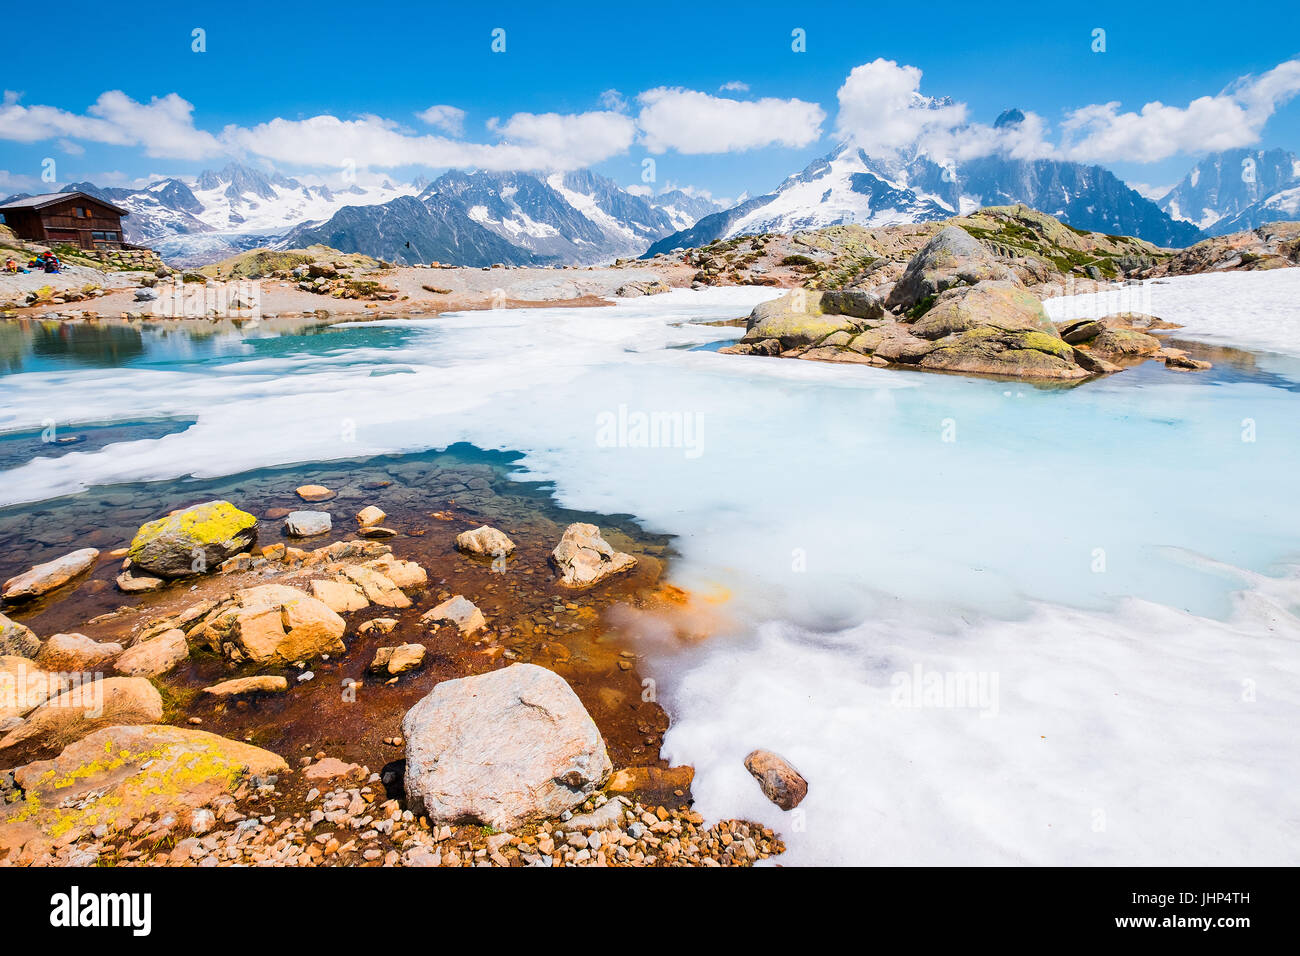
xmin=295 ymin=484 xmax=335 ymax=502
xmin=551 ymin=523 xmax=637 ymax=588
xmin=744 ymin=749 xmax=809 ymax=810
xmin=402 ymin=663 xmax=612 ymax=829
xmin=127 ymin=501 xmax=257 ymax=578
xmin=2 ymin=548 xmax=100 ymax=602
xmin=284 ymin=511 xmax=332 ymax=538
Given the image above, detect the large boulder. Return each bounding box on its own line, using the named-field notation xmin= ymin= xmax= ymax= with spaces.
xmin=739 ymin=291 xmax=860 ymax=349
xmin=403 ymin=664 xmax=612 ymax=829
xmin=2 ymin=548 xmax=100 ymax=603
xmin=188 ymin=583 xmax=345 ymax=665
xmin=906 ymin=281 xmax=1056 ymax=339
xmin=885 ymin=226 xmax=1016 ymax=314
xmin=550 ymin=523 xmax=637 ymax=589
xmin=0 ymin=613 xmax=40 ymax=659
xmin=0 ymin=725 xmax=287 ymax=846
xmin=0 ymin=676 xmax=163 ymax=750
xmin=127 ymin=501 xmax=258 ymax=578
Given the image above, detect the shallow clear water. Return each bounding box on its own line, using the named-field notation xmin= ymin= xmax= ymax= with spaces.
xmin=1 ymin=275 xmax=1298 ymax=865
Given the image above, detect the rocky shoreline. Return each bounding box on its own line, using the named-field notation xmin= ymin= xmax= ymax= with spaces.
xmin=0 ymin=458 xmax=806 ymax=867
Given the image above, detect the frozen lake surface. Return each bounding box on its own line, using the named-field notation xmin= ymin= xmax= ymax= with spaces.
xmin=2 ymin=272 xmax=1298 ymax=865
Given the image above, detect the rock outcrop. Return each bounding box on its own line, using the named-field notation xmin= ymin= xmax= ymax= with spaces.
xmin=402 ymin=663 xmax=612 ymax=829
xmin=188 ymin=584 xmax=346 ymax=665
xmin=127 ymin=501 xmax=258 ymax=578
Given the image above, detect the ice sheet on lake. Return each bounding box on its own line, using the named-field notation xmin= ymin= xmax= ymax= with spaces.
xmin=1 ymin=280 xmax=1298 ymax=864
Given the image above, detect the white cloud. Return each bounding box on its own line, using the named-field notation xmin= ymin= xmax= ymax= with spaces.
xmin=833 ymin=56 xmax=1300 ymax=168
xmin=1060 ymin=60 xmax=1300 ymax=163
xmin=489 ymin=110 xmax=637 ymax=167
xmin=0 ymin=90 xmax=221 ymax=160
xmin=415 ymin=104 xmax=466 ymax=136
xmin=719 ymin=81 xmax=749 ymax=93
xmin=637 ymin=87 xmax=825 ymax=154
xmin=835 ymin=59 xmax=970 ymax=156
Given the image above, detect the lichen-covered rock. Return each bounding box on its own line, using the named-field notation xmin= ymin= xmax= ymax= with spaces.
xmin=1086 ymin=327 xmax=1163 ymax=358
xmin=127 ymin=501 xmax=257 ymax=578
xmin=907 ymin=281 xmax=1056 ymax=339
xmin=0 ymin=613 xmax=40 ymax=659
xmin=0 ymin=677 xmax=163 ymax=750
xmin=0 ymin=724 xmax=287 ymax=844
xmin=402 ymin=663 xmax=612 ymax=829
xmin=2 ymin=548 xmax=100 ymax=602
xmin=885 ymin=226 xmax=1016 ymax=314
xmin=188 ymin=584 xmax=345 ymax=665
xmin=455 ymin=525 xmax=516 ymax=558
xmin=819 ymin=288 xmax=885 ymax=319
xmin=551 ymin=523 xmax=637 ymax=589
xmin=740 ymin=291 xmax=861 ymax=348
xmin=918 ymin=326 xmax=1088 ymax=380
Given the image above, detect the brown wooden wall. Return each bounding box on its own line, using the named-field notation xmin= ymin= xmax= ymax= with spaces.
xmin=0 ymin=198 xmax=125 ymax=249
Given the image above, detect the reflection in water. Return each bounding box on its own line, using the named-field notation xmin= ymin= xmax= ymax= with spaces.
xmin=30 ymin=321 xmax=145 ymax=366
xmin=0 ymin=314 xmax=401 ymax=375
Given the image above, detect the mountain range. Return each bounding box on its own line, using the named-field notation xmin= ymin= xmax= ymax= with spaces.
xmin=1159 ymin=148 xmax=1300 ymax=236
xmin=644 ymin=138 xmax=1208 ymax=257
xmin=5 ymin=135 xmax=1300 ymax=267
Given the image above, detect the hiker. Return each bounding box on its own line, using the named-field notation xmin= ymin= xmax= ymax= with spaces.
xmin=3 ymin=256 xmax=17 ymax=273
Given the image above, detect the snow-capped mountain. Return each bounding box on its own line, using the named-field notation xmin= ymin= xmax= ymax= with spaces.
xmin=19 ymin=162 xmax=717 ymax=267
xmin=644 ymin=140 xmax=1205 ymax=256
xmin=280 ymin=169 xmax=712 ymax=266
xmin=49 ymin=164 xmax=419 ymax=264
xmin=1160 ymin=148 xmax=1300 ymax=235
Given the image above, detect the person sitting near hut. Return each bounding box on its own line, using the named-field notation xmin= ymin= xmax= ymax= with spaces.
xmin=4 ymin=256 xmax=18 ymax=273
xmin=42 ymin=253 xmax=60 ymax=273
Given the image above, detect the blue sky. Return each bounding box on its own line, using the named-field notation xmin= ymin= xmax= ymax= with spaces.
xmin=1 ymin=0 xmax=1297 ymax=202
